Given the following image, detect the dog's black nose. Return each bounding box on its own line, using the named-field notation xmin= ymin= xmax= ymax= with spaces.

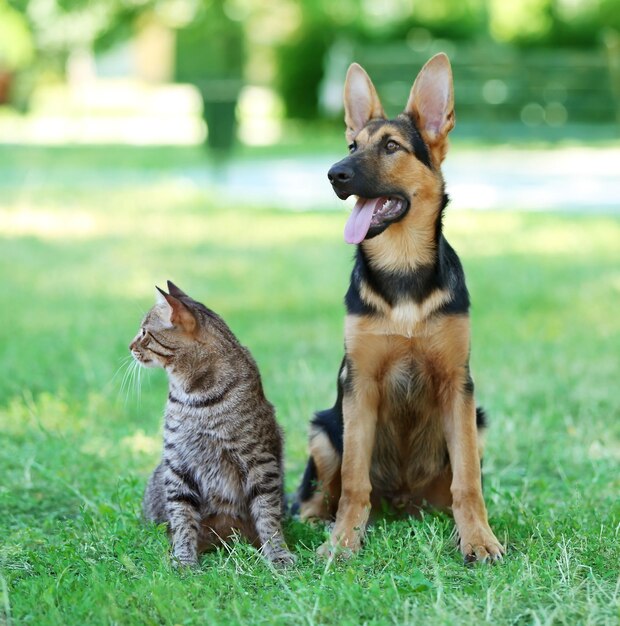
xmin=328 ymin=164 xmax=354 ymax=185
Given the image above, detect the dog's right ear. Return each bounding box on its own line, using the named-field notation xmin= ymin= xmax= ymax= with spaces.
xmin=405 ymin=53 xmax=454 ymax=164
xmin=344 ymin=63 xmax=385 ymax=144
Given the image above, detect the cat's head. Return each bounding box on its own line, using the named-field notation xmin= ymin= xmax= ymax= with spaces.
xmin=129 ymin=280 xmax=224 ymax=369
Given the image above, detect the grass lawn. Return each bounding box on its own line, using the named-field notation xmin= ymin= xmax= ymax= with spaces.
xmin=0 ymin=149 xmax=619 ymax=625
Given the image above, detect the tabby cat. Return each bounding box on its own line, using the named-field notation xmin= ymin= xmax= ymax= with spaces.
xmin=129 ymin=281 xmax=294 ymax=567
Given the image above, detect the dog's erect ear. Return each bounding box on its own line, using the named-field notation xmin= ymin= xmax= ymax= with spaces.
xmin=405 ymin=53 xmax=454 ymax=162
xmin=344 ymin=63 xmax=385 ymax=143
xmin=156 ymin=287 xmax=196 ymax=334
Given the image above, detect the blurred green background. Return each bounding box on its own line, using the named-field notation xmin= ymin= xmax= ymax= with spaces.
xmin=1 ymin=0 xmax=620 ymax=146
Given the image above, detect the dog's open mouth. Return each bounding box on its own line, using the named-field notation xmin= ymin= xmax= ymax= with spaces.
xmin=344 ymin=196 xmax=408 ymax=244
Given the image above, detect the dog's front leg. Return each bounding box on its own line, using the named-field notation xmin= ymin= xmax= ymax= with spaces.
xmin=443 ymin=392 xmax=504 ymax=564
xmin=318 ymin=381 xmax=379 ymax=558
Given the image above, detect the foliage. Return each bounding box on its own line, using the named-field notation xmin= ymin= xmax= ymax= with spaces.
xmin=272 ymin=0 xmax=620 ymax=120
xmin=489 ymin=0 xmax=620 ymax=47
xmin=1 ymin=145 xmax=619 ymax=625
xmin=276 ymin=17 xmax=335 ymax=120
xmin=8 ymin=0 xmax=127 ymax=63
xmin=4 ymin=0 xmax=620 ymax=121
xmin=0 ymin=0 xmax=34 ymax=71
xmin=175 ymin=0 xmax=244 ymax=81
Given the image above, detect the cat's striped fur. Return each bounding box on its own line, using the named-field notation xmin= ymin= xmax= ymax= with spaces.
xmin=130 ymin=281 xmax=294 ymax=567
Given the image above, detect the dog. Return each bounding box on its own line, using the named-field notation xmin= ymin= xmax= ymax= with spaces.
xmin=296 ymin=53 xmax=504 ymax=564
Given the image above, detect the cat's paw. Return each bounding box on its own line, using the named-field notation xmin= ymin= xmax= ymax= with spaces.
xmin=268 ymin=550 xmax=297 ymax=568
xmin=171 ymin=551 xmax=198 ymax=569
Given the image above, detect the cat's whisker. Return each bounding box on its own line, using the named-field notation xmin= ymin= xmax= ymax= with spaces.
xmin=111 ymin=355 xmax=132 ymax=385
xmin=122 ymin=359 xmax=140 ymax=406
xmin=136 ymin=361 xmax=143 ymax=407
xmin=130 ymin=360 xmax=141 ymax=403
xmin=118 ymin=359 xmax=134 ymax=402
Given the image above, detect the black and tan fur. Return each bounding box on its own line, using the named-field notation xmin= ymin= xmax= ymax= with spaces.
xmin=131 ymin=281 xmax=294 ymax=567
xmin=296 ymin=54 xmax=504 ymax=563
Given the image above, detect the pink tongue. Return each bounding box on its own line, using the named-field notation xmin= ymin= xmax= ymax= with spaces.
xmin=344 ymin=198 xmax=383 ymax=244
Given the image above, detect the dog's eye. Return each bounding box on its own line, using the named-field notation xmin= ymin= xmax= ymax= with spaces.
xmin=385 ymin=140 xmax=400 ymax=153
xmin=348 ymin=142 xmax=357 ymax=153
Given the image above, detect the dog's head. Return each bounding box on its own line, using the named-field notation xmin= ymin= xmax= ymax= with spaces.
xmin=328 ymin=53 xmax=455 ymax=244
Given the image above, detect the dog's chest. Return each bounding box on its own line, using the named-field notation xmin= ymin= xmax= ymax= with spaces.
xmin=370 ymin=342 xmax=448 ymax=492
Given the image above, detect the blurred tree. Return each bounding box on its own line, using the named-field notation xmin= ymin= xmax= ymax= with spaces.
xmin=404 ymin=0 xmax=487 ymax=41
xmin=7 ymin=0 xmax=151 ymax=73
xmin=175 ymin=0 xmax=244 ymax=81
xmin=0 ymin=0 xmax=34 ymax=104
xmin=276 ymin=17 xmax=335 ymax=119
xmin=273 ymin=0 xmax=488 ymax=120
xmin=0 ymin=0 xmax=34 ymax=71
xmin=7 ymin=0 xmax=245 ymax=149
xmin=5 ymin=0 xmax=620 ymax=124
xmin=175 ymin=0 xmax=245 ymax=151
xmin=273 ymin=0 xmax=341 ymax=120
xmin=489 ymin=0 xmax=620 ymax=47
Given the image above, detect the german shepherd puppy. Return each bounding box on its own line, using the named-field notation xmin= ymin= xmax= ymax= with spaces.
xmin=296 ymin=54 xmax=504 ymax=564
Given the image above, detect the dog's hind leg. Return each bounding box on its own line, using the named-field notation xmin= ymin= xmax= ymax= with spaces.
xmin=296 ymin=361 xmax=346 ymax=521
xmin=419 ymin=407 xmax=487 ymax=513
xmin=297 ymin=422 xmax=342 ymax=521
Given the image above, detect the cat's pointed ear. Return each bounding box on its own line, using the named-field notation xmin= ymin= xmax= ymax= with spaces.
xmin=344 ymin=63 xmax=385 ymax=144
xmin=404 ymin=53 xmax=454 ymax=163
xmin=167 ymin=280 xmax=188 ymax=298
xmin=156 ymin=286 xmax=196 ymax=334
xmin=155 ymin=286 xmax=168 ymax=305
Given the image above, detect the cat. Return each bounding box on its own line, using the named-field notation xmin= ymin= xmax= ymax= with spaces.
xmin=129 ymin=281 xmax=294 ymax=567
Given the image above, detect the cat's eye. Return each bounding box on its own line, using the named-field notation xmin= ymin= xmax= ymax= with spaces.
xmin=348 ymin=141 xmax=357 ymax=153
xmin=140 ymin=328 xmax=146 ymax=338
xmin=385 ymin=140 xmax=400 ymax=153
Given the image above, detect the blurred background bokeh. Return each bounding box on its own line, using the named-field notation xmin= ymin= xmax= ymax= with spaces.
xmin=2 ymin=0 xmax=619 ymax=146
xmin=2 ymin=0 xmax=620 ymax=210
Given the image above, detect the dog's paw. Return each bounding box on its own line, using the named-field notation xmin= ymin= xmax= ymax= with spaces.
xmin=317 ymin=540 xmax=354 ymax=560
xmin=460 ymin=527 xmax=504 ymax=565
xmin=316 ymin=540 xmax=331 ymax=558
xmin=317 ymin=531 xmax=361 ymax=560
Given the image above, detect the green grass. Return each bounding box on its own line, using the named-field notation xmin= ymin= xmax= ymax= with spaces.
xmin=1 ymin=153 xmax=619 ymax=625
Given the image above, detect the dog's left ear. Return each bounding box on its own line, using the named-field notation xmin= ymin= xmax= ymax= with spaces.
xmin=405 ymin=53 xmax=455 ymax=163
xmin=344 ymin=63 xmax=385 ymax=144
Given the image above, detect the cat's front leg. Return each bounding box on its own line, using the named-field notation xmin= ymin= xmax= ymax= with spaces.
xmin=164 ymin=461 xmax=202 ymax=567
xmin=167 ymin=505 xmax=200 ymax=567
xmin=247 ymin=480 xmax=295 ymax=566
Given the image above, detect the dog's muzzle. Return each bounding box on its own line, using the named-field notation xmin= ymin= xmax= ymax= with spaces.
xmin=327 ymin=160 xmax=356 ymax=200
